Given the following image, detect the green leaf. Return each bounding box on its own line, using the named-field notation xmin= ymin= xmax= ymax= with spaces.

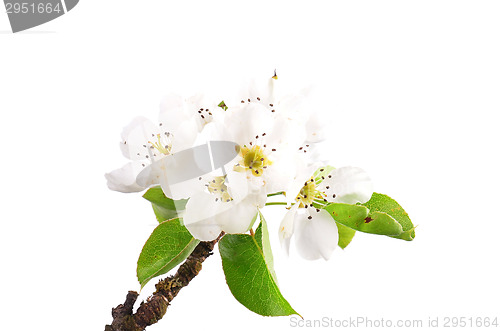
xmin=337 ymin=222 xmax=356 ymax=249
xmin=143 ymin=186 xmax=187 ymax=222
xmin=363 ymin=193 xmax=415 ymax=241
xmin=324 ymin=193 xmax=415 ymax=241
xmin=219 ymin=221 xmax=299 ymax=317
xmin=137 ymin=218 xmax=199 ymax=288
xmin=255 ymin=212 xmax=277 ymax=283
xmin=325 ymin=203 xmax=403 ymax=236
xmin=325 ymin=203 xmax=369 ymax=227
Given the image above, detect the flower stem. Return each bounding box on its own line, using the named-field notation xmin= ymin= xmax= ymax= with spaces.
xmin=265 ymin=202 xmax=288 ymax=206
xmin=267 ymin=191 xmax=285 ymax=197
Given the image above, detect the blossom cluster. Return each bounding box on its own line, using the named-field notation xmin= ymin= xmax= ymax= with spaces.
xmin=106 ymin=75 xmax=373 ymax=260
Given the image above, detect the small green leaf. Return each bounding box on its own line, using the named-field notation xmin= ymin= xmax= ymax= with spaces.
xmin=219 ymin=221 xmax=299 ymax=317
xmin=363 ymin=193 xmax=415 ymax=241
xmin=137 ymin=218 xmax=199 ymax=288
xmin=337 ymin=223 xmax=356 ymax=249
xmin=143 ymin=186 xmax=187 ymax=222
xmin=218 ymin=100 xmax=228 ymax=111
xmin=325 ymin=203 xmax=403 ymax=236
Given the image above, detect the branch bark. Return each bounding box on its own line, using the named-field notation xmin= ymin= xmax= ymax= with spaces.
xmin=105 ymin=234 xmax=223 ymax=331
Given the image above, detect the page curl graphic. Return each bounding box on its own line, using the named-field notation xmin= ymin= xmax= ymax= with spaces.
xmin=4 ymin=0 xmax=79 ymax=33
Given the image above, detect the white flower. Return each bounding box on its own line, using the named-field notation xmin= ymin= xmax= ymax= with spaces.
xmin=105 ymin=94 xmax=216 ymax=193
xmin=210 ymin=100 xmax=307 ymax=204
xmin=226 ymin=72 xmax=325 ymax=144
xmin=279 ymin=166 xmax=373 ymax=260
xmin=179 ymin=107 xmax=285 ymax=240
xmin=182 ymin=171 xmax=262 ymax=241
xmin=178 ymin=80 xmax=314 ymax=240
xmin=179 ymin=74 xmax=324 ymax=240
xmin=224 ymin=72 xmax=279 ymax=110
xmin=106 ymin=75 xmax=333 ymax=246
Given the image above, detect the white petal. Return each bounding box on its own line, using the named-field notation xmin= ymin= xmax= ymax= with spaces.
xmin=183 ymin=193 xmax=224 ymax=240
xmin=224 ymin=75 xmax=278 ymax=108
xmin=275 ymin=93 xmax=308 ymax=123
xmin=248 ymin=76 xmax=278 ymax=107
xmin=226 ymin=170 xmax=267 ymax=207
xmin=119 ymin=117 xmax=160 ymax=161
xmin=184 ymin=219 xmax=223 ymax=241
xmin=320 ymin=166 xmax=373 ymax=204
xmin=158 ymin=94 xmax=191 ymax=127
xmin=305 ymin=113 xmax=326 ymax=143
xmin=284 ymin=159 xmax=316 ymax=203
xmin=105 ymin=161 xmax=146 ymax=193
xmin=183 ymin=216 xmax=222 ymax=241
xmin=183 ymin=185 xmax=255 ymax=227
xmin=253 ymin=189 xmax=268 ymax=208
xmin=183 ymin=192 xmax=220 ymax=225
xmin=160 ymin=93 xmax=219 ymax=134
xmin=222 ymin=103 xmax=274 ymax=146
xmin=225 ymin=170 xmax=250 ymax=203
xmin=278 ymin=204 xmax=299 ymax=256
xmin=259 ymin=115 xmax=305 ymax=151
xmin=263 ymin=149 xmax=301 ymax=194
xmin=160 ymin=174 xmax=201 ymax=201
xmin=183 ymin=192 xmax=257 ymax=238
xmin=169 ymin=119 xmax=200 ymax=153
xmin=137 ymin=150 xmax=210 ymax=200
xmin=294 ymin=209 xmax=339 ymax=260
xmin=194 ymin=121 xmax=217 ymax=146
xmin=303 ymin=141 xmax=328 ymax=165
xmin=136 ymin=160 xmax=162 ymax=189
xmin=217 ymin=199 xmax=258 ymax=234
xmin=158 ymin=94 xmax=210 ymax=152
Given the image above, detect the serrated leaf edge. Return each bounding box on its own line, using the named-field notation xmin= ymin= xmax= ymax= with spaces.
xmin=220 ymin=232 xmax=300 ymax=317
xmin=138 ymin=236 xmax=199 ymax=289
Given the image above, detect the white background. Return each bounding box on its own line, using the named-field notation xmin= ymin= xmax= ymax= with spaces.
xmin=1 ymin=1 xmax=499 ymax=330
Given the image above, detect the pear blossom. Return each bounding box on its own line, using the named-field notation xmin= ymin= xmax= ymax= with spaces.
xmin=279 ymin=166 xmax=373 ymax=260
xmin=105 ymin=93 xmax=218 ymax=193
xmin=106 ymin=74 xmax=338 ymax=244
xmin=181 ymin=170 xmax=264 ymax=241
xmin=225 ymin=73 xmax=325 ymax=144
xmin=180 ymin=100 xmax=305 ymax=240
xmin=210 ymin=100 xmax=307 ymax=203
xmin=177 ymin=77 xmax=321 ymax=239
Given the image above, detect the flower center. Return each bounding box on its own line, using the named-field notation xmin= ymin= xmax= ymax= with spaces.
xmin=148 ymin=133 xmax=172 ymax=156
xmin=206 ymin=176 xmax=232 ymax=202
xmin=296 ymin=177 xmax=322 ymax=207
xmin=234 ymin=145 xmax=272 ymax=177
xmin=295 ymin=175 xmax=334 ymax=209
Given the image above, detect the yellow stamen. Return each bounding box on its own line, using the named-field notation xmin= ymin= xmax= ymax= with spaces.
xmin=148 ymin=134 xmax=171 ymax=155
xmin=234 ymin=145 xmax=272 ymax=177
xmin=207 ymin=176 xmax=232 ymax=202
xmin=295 ymin=177 xmax=324 ymax=208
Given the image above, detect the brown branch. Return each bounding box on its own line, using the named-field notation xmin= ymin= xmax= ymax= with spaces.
xmin=105 ymin=234 xmax=223 ymax=331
